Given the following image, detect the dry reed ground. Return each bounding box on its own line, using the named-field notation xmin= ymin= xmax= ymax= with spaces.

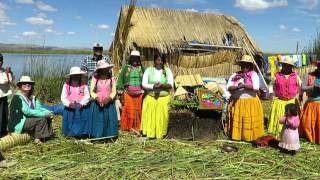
xmin=1 ymin=100 xmax=320 ymax=179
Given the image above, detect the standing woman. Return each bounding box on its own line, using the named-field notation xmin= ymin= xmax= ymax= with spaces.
xmin=117 ymin=50 xmax=144 ymax=131
xmin=268 ymin=56 xmax=301 ymax=137
xmin=61 ymin=67 xmax=90 ymax=137
xmin=0 ymin=53 xmax=14 ymax=137
xmin=141 ymin=53 xmax=174 ymax=139
xmin=227 ymin=55 xmax=264 ymax=141
xmin=300 ymin=61 xmax=320 ymax=144
xmin=87 ymin=60 xmax=118 ymax=138
xmin=8 ymin=76 xmax=54 ymax=143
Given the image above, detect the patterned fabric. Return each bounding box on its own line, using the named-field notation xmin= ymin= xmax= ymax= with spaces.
xmin=127 ymin=66 xmax=143 ymax=86
xmin=229 ymin=96 xmax=264 ymax=141
xmin=81 ymin=56 xmax=109 ymax=75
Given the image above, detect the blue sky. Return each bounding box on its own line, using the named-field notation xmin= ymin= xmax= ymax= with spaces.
xmin=0 ymin=0 xmax=319 ymax=53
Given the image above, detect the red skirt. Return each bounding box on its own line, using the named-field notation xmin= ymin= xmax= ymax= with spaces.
xmin=120 ymin=92 xmax=143 ymax=131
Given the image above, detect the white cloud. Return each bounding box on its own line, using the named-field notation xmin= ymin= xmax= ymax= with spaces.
xmin=297 ymin=0 xmax=318 ymax=10
xmin=279 ymin=24 xmax=287 ymax=30
xmin=234 ymin=0 xmax=288 ymax=11
xmin=292 ymin=28 xmax=301 ymax=32
xmin=13 ymin=35 xmax=21 ymax=39
xmin=172 ymin=0 xmax=207 ymax=4
xmin=66 ymin=31 xmax=76 ymax=35
xmin=97 ymin=24 xmax=110 ymax=29
xmin=0 ymin=29 xmax=6 ymax=33
xmin=203 ymin=8 xmax=222 ymax=14
xmin=16 ymin=0 xmax=34 ymax=4
xmin=0 ymin=2 xmax=15 ymax=27
xmin=25 ymin=13 xmax=54 ymax=25
xmin=150 ymin=3 xmax=160 ymax=8
xmin=110 ymin=32 xmax=115 ymax=36
xmin=35 ymin=1 xmax=57 ymax=12
xmin=74 ymin=16 xmax=81 ymax=20
xmin=185 ymin=8 xmax=198 ymax=12
xmin=22 ymin=31 xmax=38 ymax=37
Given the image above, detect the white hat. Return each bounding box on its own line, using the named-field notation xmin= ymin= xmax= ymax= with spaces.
xmin=279 ymin=56 xmax=296 ymax=66
xmin=238 ymin=55 xmax=255 ymax=64
xmin=17 ymin=76 xmax=35 ymax=85
xmin=96 ymin=60 xmax=114 ymax=70
xmin=93 ymin=43 xmax=103 ymax=48
xmin=130 ymin=50 xmax=140 ymax=56
xmin=65 ymin=67 xmax=87 ymax=78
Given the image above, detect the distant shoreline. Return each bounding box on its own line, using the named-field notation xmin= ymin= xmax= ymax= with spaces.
xmin=0 ymin=49 xmax=92 ymax=55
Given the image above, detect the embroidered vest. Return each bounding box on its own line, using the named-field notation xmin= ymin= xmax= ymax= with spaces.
xmin=92 ymin=75 xmax=114 ymax=101
xmin=231 ymin=71 xmax=254 ymax=86
xmin=274 ymin=72 xmax=299 ymax=99
xmin=65 ymin=82 xmax=87 ymax=103
xmin=148 ymin=67 xmax=169 ymax=84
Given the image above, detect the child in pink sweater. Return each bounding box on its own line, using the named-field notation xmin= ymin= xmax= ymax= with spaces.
xmin=279 ymin=103 xmax=300 ymax=155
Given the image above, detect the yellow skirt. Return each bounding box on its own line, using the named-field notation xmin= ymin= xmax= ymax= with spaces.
xmin=141 ymin=95 xmax=171 ymax=139
xmin=229 ymin=96 xmax=264 ymax=141
xmin=268 ymin=98 xmax=296 ymax=137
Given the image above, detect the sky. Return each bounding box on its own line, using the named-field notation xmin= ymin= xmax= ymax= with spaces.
xmin=0 ymin=0 xmax=319 ymax=53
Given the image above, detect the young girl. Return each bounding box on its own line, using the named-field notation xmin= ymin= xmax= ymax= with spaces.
xmin=87 ymin=60 xmax=118 ymax=138
xmin=279 ymin=103 xmax=300 ymax=155
xmin=61 ymin=67 xmax=90 ymax=137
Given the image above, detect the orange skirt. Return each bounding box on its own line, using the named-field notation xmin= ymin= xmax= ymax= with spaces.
xmin=120 ymin=92 xmax=143 ymax=131
xmin=300 ymin=101 xmax=320 ymax=144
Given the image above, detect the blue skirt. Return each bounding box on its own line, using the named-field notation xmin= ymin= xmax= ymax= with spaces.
xmin=62 ymin=103 xmax=91 ymax=137
xmin=86 ymin=101 xmax=118 ymax=138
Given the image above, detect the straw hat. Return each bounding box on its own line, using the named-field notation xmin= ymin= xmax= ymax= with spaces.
xmin=65 ymin=67 xmax=87 ymax=78
xmin=130 ymin=50 xmax=140 ymax=56
xmin=17 ymin=76 xmax=35 ymax=85
xmin=279 ymin=56 xmax=296 ymax=66
xmin=238 ymin=55 xmax=254 ymax=64
xmin=96 ymin=60 xmax=114 ymax=70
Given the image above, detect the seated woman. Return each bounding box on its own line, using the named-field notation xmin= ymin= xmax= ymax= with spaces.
xmin=61 ymin=67 xmax=90 ymax=137
xmin=87 ymin=60 xmax=118 ymax=139
xmin=141 ymin=53 xmax=174 ymax=139
xmin=8 ymin=76 xmax=54 ymax=143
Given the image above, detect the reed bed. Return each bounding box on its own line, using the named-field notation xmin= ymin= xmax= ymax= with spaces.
xmin=1 ymin=123 xmax=320 ymax=179
xmin=1 ymin=101 xmax=320 ymax=179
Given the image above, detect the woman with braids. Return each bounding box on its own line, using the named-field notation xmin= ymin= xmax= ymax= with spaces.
xmin=117 ymin=50 xmax=145 ymax=132
xmin=87 ymin=60 xmax=118 ymax=139
xmin=227 ymin=55 xmax=264 ymax=141
xmin=141 ymin=53 xmax=174 ymax=139
xmin=60 ymin=67 xmax=90 ymax=137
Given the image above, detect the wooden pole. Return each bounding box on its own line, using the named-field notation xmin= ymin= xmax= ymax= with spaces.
xmin=242 ymin=39 xmax=268 ymax=93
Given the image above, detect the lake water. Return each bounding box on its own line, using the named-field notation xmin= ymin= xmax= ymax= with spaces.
xmin=1 ymin=53 xmax=89 ymax=79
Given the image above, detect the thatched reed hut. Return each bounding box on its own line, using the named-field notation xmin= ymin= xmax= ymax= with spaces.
xmin=109 ymin=6 xmax=262 ymax=78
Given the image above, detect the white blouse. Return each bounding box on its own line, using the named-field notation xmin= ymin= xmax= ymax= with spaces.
xmin=142 ymin=67 xmax=174 ymax=91
xmin=60 ymin=82 xmax=90 ymax=107
xmin=226 ymin=71 xmax=260 ymax=99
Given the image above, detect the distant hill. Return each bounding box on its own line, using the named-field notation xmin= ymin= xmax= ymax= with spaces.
xmin=0 ymin=43 xmax=91 ymax=54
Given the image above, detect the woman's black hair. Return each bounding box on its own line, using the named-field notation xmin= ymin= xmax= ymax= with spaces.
xmin=154 ymin=53 xmax=166 ymax=64
xmin=0 ymin=53 xmax=3 ymax=61
xmin=240 ymin=62 xmax=254 ymax=71
xmin=285 ymin=103 xmax=300 ymax=116
xmin=129 ymin=55 xmax=141 ymax=66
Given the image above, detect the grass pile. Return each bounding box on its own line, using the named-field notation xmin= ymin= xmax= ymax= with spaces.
xmin=1 ymin=114 xmax=320 ymax=179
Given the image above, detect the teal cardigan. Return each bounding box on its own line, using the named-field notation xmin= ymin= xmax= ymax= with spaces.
xmin=8 ymin=91 xmax=52 ymax=134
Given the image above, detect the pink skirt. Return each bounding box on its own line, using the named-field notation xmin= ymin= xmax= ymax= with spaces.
xmin=278 ymin=127 xmax=300 ymax=151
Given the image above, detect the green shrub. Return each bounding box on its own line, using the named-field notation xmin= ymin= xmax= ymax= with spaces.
xmin=22 ymin=58 xmax=70 ymax=103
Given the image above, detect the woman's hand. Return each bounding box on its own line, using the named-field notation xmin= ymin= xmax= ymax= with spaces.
xmin=153 ymin=82 xmax=161 ymax=89
xmin=46 ymin=112 xmax=54 ymax=119
xmin=69 ymin=102 xmax=76 ymax=109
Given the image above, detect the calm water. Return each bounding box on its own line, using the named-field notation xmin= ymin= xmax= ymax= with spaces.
xmin=1 ymin=53 xmax=89 ymax=79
